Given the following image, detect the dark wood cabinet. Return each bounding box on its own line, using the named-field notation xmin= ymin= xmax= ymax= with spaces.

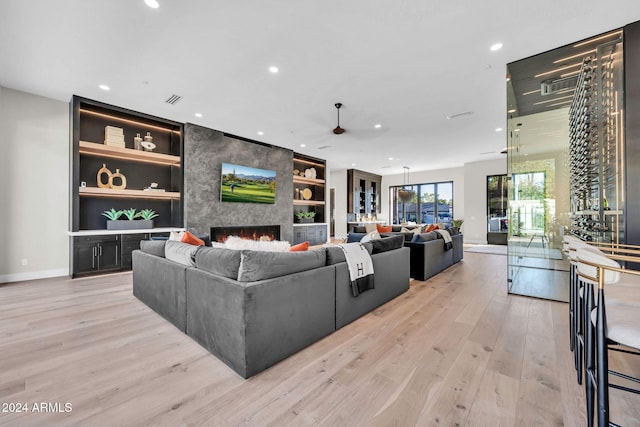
xmin=69 ymin=96 xmax=184 ymax=278
xmin=347 ymin=169 xmax=382 ymax=217
xmin=71 ymin=231 xmax=171 ymax=277
xmin=292 ymin=224 xmax=328 ymax=246
xmin=72 ymin=235 xmax=120 ymax=276
xmin=121 ymin=233 xmax=150 ymax=269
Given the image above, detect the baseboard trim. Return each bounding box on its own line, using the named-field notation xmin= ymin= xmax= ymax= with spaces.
xmin=0 ymin=268 xmax=69 ymax=284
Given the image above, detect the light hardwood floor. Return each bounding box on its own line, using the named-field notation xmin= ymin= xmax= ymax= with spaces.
xmin=1 ymin=252 xmax=639 ymax=426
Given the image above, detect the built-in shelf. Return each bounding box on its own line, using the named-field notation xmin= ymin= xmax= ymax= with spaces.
xmin=293 ymin=200 xmax=325 ymax=206
xmin=294 ymin=158 xmax=325 ymax=168
xmin=79 ymin=186 xmax=180 ymax=200
xmin=293 ymin=176 xmax=325 ymax=185
xmin=79 ymin=141 xmax=180 ymax=166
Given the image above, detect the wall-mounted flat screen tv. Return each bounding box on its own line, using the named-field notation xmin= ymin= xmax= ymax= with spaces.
xmin=220 ymin=162 xmax=276 ymax=204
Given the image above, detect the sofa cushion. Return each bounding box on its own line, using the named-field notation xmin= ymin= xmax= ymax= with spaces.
xmin=140 ymin=240 xmax=166 ymax=257
xmin=181 ymin=230 xmax=205 ymax=246
xmin=364 ymin=223 xmax=377 ymax=233
xmin=326 ymin=243 xmax=373 ymax=265
xmin=425 ymin=224 xmax=437 ymax=232
xmin=376 ymin=224 xmax=393 ymax=233
xmin=382 ymin=232 xmax=414 ymax=242
xmin=353 ymin=226 xmax=367 ymax=233
xmin=195 ymin=246 xmax=242 ymax=279
xmin=391 ymin=225 xmax=403 ymax=232
xmin=370 ymin=235 xmax=405 ymax=254
xmin=165 ymin=240 xmax=199 ymax=266
xmin=290 ymin=241 xmax=309 ymax=252
xmin=237 ymin=249 xmax=327 ymax=282
xmin=346 ymin=232 xmax=366 ymax=243
xmin=412 ymin=231 xmax=439 ymax=242
xmin=224 ymin=236 xmax=291 ymax=252
xmin=361 ymin=230 xmax=381 ymax=242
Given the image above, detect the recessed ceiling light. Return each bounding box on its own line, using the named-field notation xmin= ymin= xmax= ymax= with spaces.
xmin=300 ymin=144 xmax=306 ymax=148
xmin=257 ymin=131 xmax=264 ymax=136
xmin=352 ymin=163 xmax=356 ymax=166
xmin=269 ymin=66 xmax=279 ymax=73
xmin=374 ymin=124 xmax=382 ymax=129
xmin=490 ymin=43 xmax=503 ymax=51
xmin=99 ymin=84 xmax=110 ymax=91
xmin=495 ymin=127 xmax=503 ymax=132
xmin=508 ymin=108 xmax=517 ymax=113
xmin=144 ymin=0 xmax=159 ymax=8
xmin=194 ymin=113 xmax=202 ymax=118
xmin=388 ymin=157 xmax=394 ymax=161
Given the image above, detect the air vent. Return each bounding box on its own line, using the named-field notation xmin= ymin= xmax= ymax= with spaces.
xmin=165 ymin=94 xmax=183 ymax=105
xmin=317 ymin=145 xmax=332 ymax=150
xmin=540 ymin=76 xmax=578 ymax=96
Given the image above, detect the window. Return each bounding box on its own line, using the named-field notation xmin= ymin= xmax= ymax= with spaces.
xmin=390 ymin=181 xmax=453 ymax=225
xmin=487 ymin=174 xmax=508 ymax=232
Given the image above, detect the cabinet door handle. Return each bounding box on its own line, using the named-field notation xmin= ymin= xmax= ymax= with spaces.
xmin=92 ymin=246 xmax=97 ymax=268
xmin=99 ymin=246 xmax=103 ymax=256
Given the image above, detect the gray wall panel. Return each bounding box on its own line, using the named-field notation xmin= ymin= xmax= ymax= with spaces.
xmin=184 ymin=123 xmax=294 ymax=242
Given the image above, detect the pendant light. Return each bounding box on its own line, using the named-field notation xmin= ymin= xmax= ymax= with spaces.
xmin=398 ymin=166 xmax=415 ymax=202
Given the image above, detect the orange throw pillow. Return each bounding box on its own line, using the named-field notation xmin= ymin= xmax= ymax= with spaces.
xmin=425 ymin=224 xmax=437 ymax=232
xmin=290 ymin=241 xmax=309 ymax=252
xmin=181 ymin=230 xmax=205 ymax=246
xmin=376 ymin=224 xmax=393 ymax=233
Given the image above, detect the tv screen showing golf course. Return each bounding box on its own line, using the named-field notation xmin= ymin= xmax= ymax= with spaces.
xmin=220 ymin=163 xmax=276 ymax=204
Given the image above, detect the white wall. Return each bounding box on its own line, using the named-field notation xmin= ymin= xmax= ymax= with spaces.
xmin=462 ymin=158 xmax=507 ymax=244
xmin=0 ymin=87 xmax=69 ymax=282
xmin=330 ymin=169 xmax=348 ymax=238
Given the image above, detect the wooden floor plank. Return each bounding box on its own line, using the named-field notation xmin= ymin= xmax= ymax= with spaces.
xmin=2 ymin=252 xmax=638 ymax=426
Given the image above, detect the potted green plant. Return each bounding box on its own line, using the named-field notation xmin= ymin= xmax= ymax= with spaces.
xmin=452 ymin=218 xmax=464 ymax=231
xmin=102 ymin=208 xmax=157 ymax=230
xmin=295 ymin=211 xmax=316 ymax=223
xmin=136 ymin=209 xmax=159 ymax=229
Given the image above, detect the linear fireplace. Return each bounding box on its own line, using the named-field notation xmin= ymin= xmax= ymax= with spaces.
xmin=211 ymin=225 xmax=281 ymax=243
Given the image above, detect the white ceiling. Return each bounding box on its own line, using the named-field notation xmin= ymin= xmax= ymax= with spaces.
xmin=2 ymin=0 xmax=640 ymax=175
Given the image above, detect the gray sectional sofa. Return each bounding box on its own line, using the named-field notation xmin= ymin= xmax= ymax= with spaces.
xmin=347 ymin=226 xmax=464 ymax=281
xmin=132 ymin=235 xmax=409 ymax=378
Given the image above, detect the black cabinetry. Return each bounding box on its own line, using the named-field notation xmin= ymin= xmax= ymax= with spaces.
xmin=347 ymin=169 xmax=382 ymax=217
xmin=70 ymin=231 xmax=171 ymax=277
xmin=72 ymin=235 xmax=120 ymax=276
xmin=121 ymin=233 xmax=150 ymax=269
xmin=292 ymin=224 xmax=328 ymax=246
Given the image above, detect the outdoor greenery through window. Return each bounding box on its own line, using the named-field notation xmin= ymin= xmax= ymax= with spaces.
xmin=390 ymin=181 xmax=453 ymax=226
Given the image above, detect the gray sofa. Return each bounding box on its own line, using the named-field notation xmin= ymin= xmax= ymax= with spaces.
xmin=347 ymin=226 xmax=463 ymax=281
xmin=132 ymin=235 xmax=409 ymax=378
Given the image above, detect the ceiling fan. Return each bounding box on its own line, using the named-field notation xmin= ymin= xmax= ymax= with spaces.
xmin=333 ymin=103 xmax=345 ymax=134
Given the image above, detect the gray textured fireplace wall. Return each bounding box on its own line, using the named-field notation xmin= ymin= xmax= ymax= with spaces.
xmin=183 ymin=123 xmax=294 ymax=242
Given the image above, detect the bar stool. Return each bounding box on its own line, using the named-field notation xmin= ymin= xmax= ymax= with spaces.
xmin=576 ymin=248 xmax=640 ymax=426
xmin=566 ymin=238 xmax=599 ymax=383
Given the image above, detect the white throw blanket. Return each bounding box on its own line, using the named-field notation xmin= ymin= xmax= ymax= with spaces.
xmin=435 ymin=229 xmax=453 ymax=251
xmin=338 ymin=242 xmax=375 ymax=297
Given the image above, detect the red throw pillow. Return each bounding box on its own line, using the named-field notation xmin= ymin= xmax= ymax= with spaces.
xmin=181 ymin=230 xmax=205 ymax=246
xmin=426 ymin=224 xmax=437 ymax=232
xmin=376 ymin=224 xmax=393 ymax=233
xmin=290 ymin=241 xmax=309 ymax=252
